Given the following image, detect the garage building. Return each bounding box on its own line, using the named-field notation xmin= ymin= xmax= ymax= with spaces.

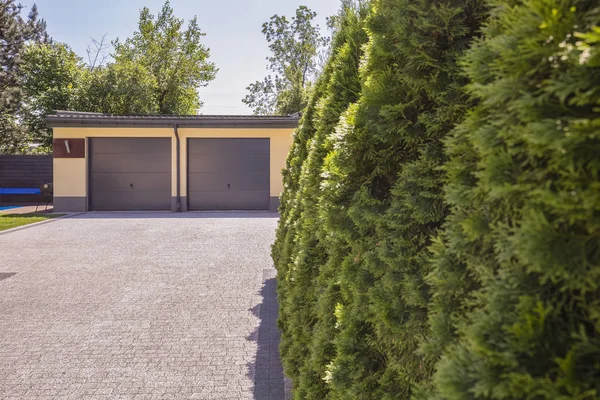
xmin=46 ymin=112 xmax=299 ymax=213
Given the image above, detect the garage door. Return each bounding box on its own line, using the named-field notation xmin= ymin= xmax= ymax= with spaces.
xmin=188 ymin=138 xmax=270 ymax=210
xmin=89 ymin=138 xmax=171 ymax=211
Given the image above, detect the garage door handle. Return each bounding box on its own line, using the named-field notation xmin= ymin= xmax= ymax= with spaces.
xmin=130 ymin=183 xmax=134 ymax=190
xmin=227 ymin=184 xmax=231 ymax=189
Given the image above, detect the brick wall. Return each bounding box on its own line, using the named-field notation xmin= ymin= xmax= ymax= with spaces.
xmin=0 ymin=155 xmax=53 ymax=203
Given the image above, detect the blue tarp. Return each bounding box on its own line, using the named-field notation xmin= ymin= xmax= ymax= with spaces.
xmin=0 ymin=188 xmax=41 ymax=194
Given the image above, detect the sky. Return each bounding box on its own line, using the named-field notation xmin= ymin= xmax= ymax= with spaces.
xmin=19 ymin=0 xmax=341 ymax=115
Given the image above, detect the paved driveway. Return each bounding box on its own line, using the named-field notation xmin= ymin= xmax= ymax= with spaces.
xmin=0 ymin=213 xmax=285 ymax=400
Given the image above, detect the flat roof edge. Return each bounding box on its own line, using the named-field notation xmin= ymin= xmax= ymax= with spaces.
xmin=46 ymin=117 xmax=299 ymax=129
xmin=47 ymin=121 xmax=299 ymax=129
xmin=45 ymin=114 xmax=300 ymax=129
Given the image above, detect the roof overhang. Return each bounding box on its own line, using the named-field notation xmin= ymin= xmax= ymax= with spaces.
xmin=46 ymin=111 xmax=301 ymax=129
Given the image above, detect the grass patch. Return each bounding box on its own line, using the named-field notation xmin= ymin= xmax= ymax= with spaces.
xmin=0 ymin=213 xmax=64 ymax=232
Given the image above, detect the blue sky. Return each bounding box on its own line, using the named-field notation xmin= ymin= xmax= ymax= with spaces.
xmin=19 ymin=0 xmax=341 ymax=115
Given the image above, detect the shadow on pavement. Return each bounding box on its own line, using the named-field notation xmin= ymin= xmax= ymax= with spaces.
xmin=247 ymin=269 xmax=286 ymax=399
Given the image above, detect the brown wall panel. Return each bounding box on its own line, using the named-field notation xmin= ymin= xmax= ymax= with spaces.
xmin=53 ymin=139 xmax=85 ymax=158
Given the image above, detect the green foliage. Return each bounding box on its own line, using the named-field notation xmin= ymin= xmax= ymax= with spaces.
xmin=319 ymin=0 xmax=487 ymax=397
xmin=17 ymin=41 xmax=158 ymax=153
xmin=2 ymin=0 xmax=217 ymax=154
xmin=273 ymin=3 xmax=369 ymax=399
xmin=76 ymin=60 xmax=158 ymax=115
xmin=21 ymin=42 xmax=83 ymax=151
xmin=113 ymin=0 xmax=217 ymax=114
xmin=274 ymin=0 xmax=488 ymax=397
xmin=428 ymin=0 xmax=600 ymax=397
xmin=243 ymin=6 xmax=327 ymax=115
xmin=0 ymin=0 xmax=47 ymax=153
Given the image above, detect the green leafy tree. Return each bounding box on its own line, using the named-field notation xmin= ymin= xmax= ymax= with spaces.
xmin=20 ymin=41 xmax=157 ymax=152
xmin=0 ymin=0 xmax=47 ymax=153
xmin=428 ymin=0 xmax=600 ymax=397
xmin=113 ymin=0 xmax=217 ymax=114
xmin=76 ymin=61 xmax=157 ymax=115
xmin=243 ymin=6 xmax=326 ymax=115
xmin=20 ymin=42 xmax=83 ymax=151
xmin=16 ymin=1 xmax=216 ymax=153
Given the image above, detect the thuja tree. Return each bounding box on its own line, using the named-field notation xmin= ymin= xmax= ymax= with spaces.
xmin=428 ymin=0 xmax=600 ymax=398
xmin=282 ymin=3 xmax=369 ymax=399
xmin=318 ymin=0 xmax=487 ymax=397
xmin=273 ymin=72 xmax=327 ymax=381
xmin=272 ymin=19 xmax=334 ymax=382
xmin=272 ymin=2 xmax=368 ymax=391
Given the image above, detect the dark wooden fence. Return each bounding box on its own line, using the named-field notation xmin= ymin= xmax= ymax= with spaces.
xmin=0 ymin=155 xmax=53 ymax=204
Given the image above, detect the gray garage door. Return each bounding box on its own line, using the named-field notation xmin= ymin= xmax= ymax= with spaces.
xmin=89 ymin=138 xmax=171 ymax=211
xmin=188 ymin=138 xmax=270 ymax=210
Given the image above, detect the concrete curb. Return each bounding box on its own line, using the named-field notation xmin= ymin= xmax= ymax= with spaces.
xmin=0 ymin=213 xmax=83 ymax=236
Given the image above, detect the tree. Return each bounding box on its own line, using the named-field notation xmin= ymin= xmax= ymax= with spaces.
xmin=20 ymin=42 xmax=83 ymax=151
xmin=14 ymin=1 xmax=216 ymax=153
xmin=0 ymin=0 xmax=47 ymax=153
xmin=428 ymin=0 xmax=600 ymax=397
xmin=272 ymin=3 xmax=369 ymax=398
xmin=86 ymin=34 xmax=110 ymax=70
xmin=243 ymin=6 xmax=327 ymax=115
xmin=274 ymin=0 xmax=488 ymax=396
xmin=75 ymin=61 xmax=157 ymax=115
xmin=316 ymin=0 xmax=487 ymax=396
xmin=20 ymin=40 xmax=157 ymax=152
xmin=113 ymin=0 xmax=217 ymax=114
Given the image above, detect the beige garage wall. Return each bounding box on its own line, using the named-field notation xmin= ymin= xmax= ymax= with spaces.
xmin=53 ymin=126 xmax=294 ymax=201
xmin=53 ymin=158 xmax=86 ymax=196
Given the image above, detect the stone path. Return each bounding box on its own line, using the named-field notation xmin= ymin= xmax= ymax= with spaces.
xmin=0 ymin=212 xmax=285 ymax=399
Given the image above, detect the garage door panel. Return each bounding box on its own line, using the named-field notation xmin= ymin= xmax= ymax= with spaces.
xmin=188 ymin=191 xmax=269 ymax=210
xmin=189 ymin=138 xmax=269 ymax=155
xmin=91 ymin=152 xmax=171 ymax=173
xmin=188 ymin=138 xmax=270 ymax=211
xmin=91 ymin=173 xmax=171 ymax=192
xmin=188 ymin=172 xmax=269 ymax=192
xmin=90 ymin=191 xmax=171 ymax=211
xmin=188 ymin=154 xmax=269 ymax=174
xmin=90 ymin=138 xmax=171 ymax=211
xmin=91 ymin=138 xmax=171 ymax=154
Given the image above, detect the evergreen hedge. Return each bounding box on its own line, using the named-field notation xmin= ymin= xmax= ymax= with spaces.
xmin=318 ymin=0 xmax=487 ymax=397
xmin=272 ymin=2 xmax=369 ymax=397
xmin=274 ymin=0 xmax=487 ymax=397
xmin=428 ymin=0 xmax=600 ymax=397
xmin=273 ymin=0 xmax=600 ymax=397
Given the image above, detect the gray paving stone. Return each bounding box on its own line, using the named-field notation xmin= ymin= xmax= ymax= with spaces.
xmin=0 ymin=212 xmax=286 ymax=399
